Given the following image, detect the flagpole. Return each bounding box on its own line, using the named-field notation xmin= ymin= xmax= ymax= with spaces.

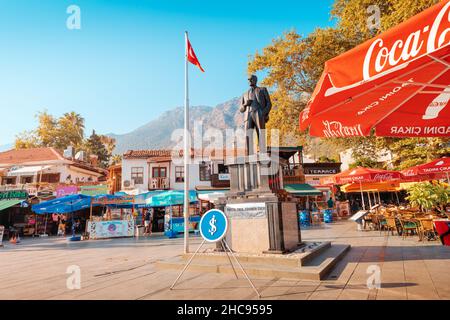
xmin=184 ymin=31 xmax=190 ymax=254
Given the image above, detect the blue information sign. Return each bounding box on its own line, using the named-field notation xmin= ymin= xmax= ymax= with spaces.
xmin=199 ymin=209 xmax=228 ymax=242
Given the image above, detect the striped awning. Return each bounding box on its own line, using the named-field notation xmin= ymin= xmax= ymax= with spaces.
xmin=284 ymin=184 xmax=323 ymax=196
xmin=0 ymin=199 xmax=22 ymax=212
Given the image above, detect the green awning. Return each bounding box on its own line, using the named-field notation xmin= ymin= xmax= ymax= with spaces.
xmin=0 ymin=199 xmax=23 ymax=212
xmin=284 ymin=184 xmax=323 ymax=196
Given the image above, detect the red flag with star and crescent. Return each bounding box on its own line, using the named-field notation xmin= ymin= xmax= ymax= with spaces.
xmin=186 ymin=35 xmax=205 ymax=72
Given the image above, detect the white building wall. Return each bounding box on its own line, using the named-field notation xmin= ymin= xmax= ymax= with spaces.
xmin=6 ymin=162 xmax=99 ymax=184
xmin=121 ymin=159 xmax=149 ymax=190
xmin=122 ymin=156 xmax=215 ymax=192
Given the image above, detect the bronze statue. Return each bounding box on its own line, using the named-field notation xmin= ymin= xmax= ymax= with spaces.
xmin=240 ymin=75 xmax=272 ymax=155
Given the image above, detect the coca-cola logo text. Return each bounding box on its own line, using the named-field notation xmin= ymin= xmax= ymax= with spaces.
xmin=322 ymin=120 xmax=364 ymax=137
xmin=363 ymin=1 xmax=450 ymax=80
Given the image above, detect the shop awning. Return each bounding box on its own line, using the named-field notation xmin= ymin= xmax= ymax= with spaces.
xmin=145 ymin=190 xmax=198 ymax=207
xmin=0 ymin=199 xmax=23 ymax=212
xmin=341 ymin=181 xmax=401 ymax=193
xmin=284 ymin=184 xmax=322 ymax=196
xmin=32 ymin=194 xmax=93 ymax=214
xmin=7 ymin=165 xmax=53 ymax=176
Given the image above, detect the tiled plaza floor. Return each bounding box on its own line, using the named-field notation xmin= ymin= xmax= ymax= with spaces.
xmin=0 ymin=219 xmax=449 ymax=300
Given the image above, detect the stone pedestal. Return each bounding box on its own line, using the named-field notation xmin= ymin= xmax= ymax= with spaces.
xmin=215 ymin=153 xmax=302 ymax=254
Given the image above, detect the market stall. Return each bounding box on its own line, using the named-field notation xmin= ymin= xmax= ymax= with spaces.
xmin=145 ymin=190 xmax=199 ymax=237
xmin=86 ymin=195 xmax=136 ymax=240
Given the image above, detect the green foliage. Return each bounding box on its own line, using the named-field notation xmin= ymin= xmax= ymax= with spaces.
xmin=83 ymin=130 xmax=115 ymax=168
xmin=385 ymin=138 xmax=450 ymax=170
xmin=406 ymin=182 xmax=450 ymax=213
xmin=15 ymin=111 xmax=85 ymax=150
xmin=15 ymin=111 xmax=116 ymax=168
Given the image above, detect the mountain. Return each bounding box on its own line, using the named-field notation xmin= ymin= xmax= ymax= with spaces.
xmin=111 ymin=97 xmax=244 ymax=154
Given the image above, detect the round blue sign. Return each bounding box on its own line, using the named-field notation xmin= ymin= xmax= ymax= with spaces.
xmin=199 ymin=209 xmax=228 ymax=242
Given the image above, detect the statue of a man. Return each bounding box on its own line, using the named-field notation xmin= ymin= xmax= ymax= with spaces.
xmin=240 ymin=75 xmax=272 ymax=155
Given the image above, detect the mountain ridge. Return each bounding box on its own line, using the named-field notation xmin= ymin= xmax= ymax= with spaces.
xmin=111 ymin=97 xmax=243 ymax=154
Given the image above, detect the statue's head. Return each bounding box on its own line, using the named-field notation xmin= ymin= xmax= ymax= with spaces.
xmin=248 ymin=74 xmax=258 ymax=87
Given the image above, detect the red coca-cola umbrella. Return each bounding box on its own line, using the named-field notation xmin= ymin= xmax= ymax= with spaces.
xmin=402 ymin=157 xmax=450 ymax=181
xmin=332 ymin=167 xmax=403 ymax=209
xmin=299 ymin=1 xmax=450 ymax=138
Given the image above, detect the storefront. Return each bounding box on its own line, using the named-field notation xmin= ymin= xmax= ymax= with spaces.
xmin=87 ymin=195 xmax=137 ymax=239
xmin=0 ymin=190 xmax=34 ymax=238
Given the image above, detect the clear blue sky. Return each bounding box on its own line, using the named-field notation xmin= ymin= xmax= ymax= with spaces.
xmin=0 ymin=0 xmax=335 ymax=145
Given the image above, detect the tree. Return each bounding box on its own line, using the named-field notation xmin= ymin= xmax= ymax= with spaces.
xmin=15 ymin=110 xmax=85 ymax=150
xmin=386 ymin=138 xmax=450 ymax=170
xmin=15 ymin=130 xmax=40 ymax=149
xmin=55 ymin=112 xmax=85 ymax=150
xmin=406 ymin=182 xmax=450 ymax=213
xmin=248 ymin=0 xmax=444 ymax=162
xmin=84 ymin=130 xmax=112 ymax=168
xmin=110 ymin=154 xmax=122 ymax=165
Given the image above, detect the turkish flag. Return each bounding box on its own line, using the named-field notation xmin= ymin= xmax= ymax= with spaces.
xmin=186 ymin=36 xmax=205 ymax=72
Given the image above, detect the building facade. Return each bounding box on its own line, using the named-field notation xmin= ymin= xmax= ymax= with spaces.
xmin=120 ymin=149 xmax=230 ymax=193
xmin=0 ymin=147 xmax=107 ymax=196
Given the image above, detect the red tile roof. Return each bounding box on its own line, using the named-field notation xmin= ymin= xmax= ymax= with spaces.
xmin=123 ymin=149 xmax=243 ymax=160
xmin=0 ymin=147 xmax=64 ymax=165
xmin=123 ymin=150 xmax=175 ymax=159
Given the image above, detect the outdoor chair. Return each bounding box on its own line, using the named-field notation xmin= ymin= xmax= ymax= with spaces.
xmin=384 ymin=217 xmax=398 ymax=236
xmin=418 ymin=219 xmax=438 ymax=241
xmin=399 ymin=218 xmax=419 ymax=240
xmin=377 ymin=216 xmax=388 ymax=235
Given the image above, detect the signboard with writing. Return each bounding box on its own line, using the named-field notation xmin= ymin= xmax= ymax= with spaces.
xmin=0 ymin=190 xmax=28 ymax=200
xmin=87 ymin=220 xmax=134 ymax=239
xmin=225 ymin=202 xmax=267 ymax=219
xmin=80 ymin=185 xmax=108 ymax=196
xmin=218 ymin=173 xmax=230 ymax=181
xmin=56 ymin=185 xmax=79 ymax=198
xmin=92 ymin=196 xmax=134 ymax=205
xmin=303 ymin=163 xmax=341 ymax=176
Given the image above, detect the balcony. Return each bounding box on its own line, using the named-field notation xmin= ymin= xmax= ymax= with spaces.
xmin=149 ymin=177 xmax=170 ymax=190
xmin=211 ymin=173 xmax=230 ymax=188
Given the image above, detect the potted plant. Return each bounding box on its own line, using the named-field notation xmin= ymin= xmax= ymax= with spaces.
xmin=406 ymin=182 xmax=450 ymax=216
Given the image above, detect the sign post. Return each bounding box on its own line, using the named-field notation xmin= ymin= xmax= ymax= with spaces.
xmin=170 ymin=209 xmax=261 ymax=298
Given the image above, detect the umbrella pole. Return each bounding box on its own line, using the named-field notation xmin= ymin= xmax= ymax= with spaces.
xmin=368 ymin=191 xmax=372 ymax=209
xmin=359 ymin=181 xmax=366 ymax=210
xmin=446 ymin=172 xmax=449 ymax=183
xmin=378 ymin=191 xmax=381 ymax=205
xmin=170 ymin=205 xmax=173 ymax=232
xmin=43 ymin=213 xmax=48 ymax=236
xmin=395 ymin=191 xmax=400 ymax=205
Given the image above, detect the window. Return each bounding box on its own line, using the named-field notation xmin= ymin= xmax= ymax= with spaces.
xmin=131 ymin=167 xmax=144 ymax=185
xmin=2 ymin=177 xmax=16 ymax=185
xmin=199 ymin=163 xmax=211 ymax=181
xmin=218 ymin=163 xmax=229 ymax=174
xmin=40 ymin=174 xmax=61 ymax=183
xmin=175 ymin=166 xmax=184 ymax=183
xmin=20 ymin=176 xmax=33 ymax=184
xmin=152 ymin=167 xmax=167 ymax=178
